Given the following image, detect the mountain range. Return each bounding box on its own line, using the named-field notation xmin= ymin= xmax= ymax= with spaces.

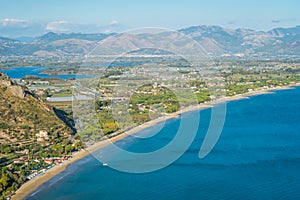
xmin=0 ymin=25 xmax=300 ymax=57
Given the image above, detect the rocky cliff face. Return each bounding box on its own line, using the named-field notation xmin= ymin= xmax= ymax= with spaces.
xmin=0 ymin=72 xmax=31 ymax=98
xmin=0 ymin=73 xmax=12 ymax=86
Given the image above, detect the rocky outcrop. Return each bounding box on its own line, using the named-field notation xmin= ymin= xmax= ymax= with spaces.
xmin=0 ymin=72 xmax=26 ymax=98
xmin=0 ymin=72 xmax=13 ymax=86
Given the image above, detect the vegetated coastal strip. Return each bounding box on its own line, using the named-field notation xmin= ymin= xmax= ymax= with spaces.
xmin=11 ymin=83 xmax=300 ymax=200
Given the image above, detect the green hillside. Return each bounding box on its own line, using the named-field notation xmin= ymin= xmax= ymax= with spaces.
xmin=0 ymin=72 xmax=81 ymax=199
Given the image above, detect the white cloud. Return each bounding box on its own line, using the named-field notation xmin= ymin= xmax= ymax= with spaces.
xmin=0 ymin=18 xmax=45 ymax=37
xmin=97 ymin=20 xmax=125 ymax=33
xmin=46 ymin=20 xmax=124 ymax=33
xmin=45 ymin=21 xmax=114 ymax=33
xmin=272 ymin=19 xmax=280 ymax=24
xmin=109 ymin=20 xmax=119 ymax=26
xmin=0 ymin=18 xmax=126 ymax=37
xmin=0 ymin=18 xmax=29 ymax=28
xmin=46 ymin=21 xmax=71 ymax=32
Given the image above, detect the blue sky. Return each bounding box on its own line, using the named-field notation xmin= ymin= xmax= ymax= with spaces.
xmin=0 ymin=0 xmax=299 ymax=37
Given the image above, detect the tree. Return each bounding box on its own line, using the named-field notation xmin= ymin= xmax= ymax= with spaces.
xmin=0 ymin=170 xmax=10 ymax=188
xmin=65 ymin=145 xmax=74 ymax=154
xmin=4 ymin=147 xmax=11 ymax=154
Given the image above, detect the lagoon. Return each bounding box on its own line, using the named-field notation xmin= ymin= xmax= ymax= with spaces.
xmin=0 ymin=66 xmax=89 ymax=79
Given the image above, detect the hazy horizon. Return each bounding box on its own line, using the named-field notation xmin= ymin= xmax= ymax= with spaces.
xmin=0 ymin=0 xmax=299 ymax=37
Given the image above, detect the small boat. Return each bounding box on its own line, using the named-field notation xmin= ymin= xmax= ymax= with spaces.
xmin=102 ymin=163 xmax=108 ymax=166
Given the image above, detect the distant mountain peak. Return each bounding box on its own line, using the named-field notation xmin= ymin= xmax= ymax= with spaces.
xmin=0 ymin=25 xmax=299 ymax=57
xmin=35 ymin=32 xmax=116 ymax=43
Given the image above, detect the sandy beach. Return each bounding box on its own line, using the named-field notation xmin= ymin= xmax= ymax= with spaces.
xmin=11 ymin=83 xmax=299 ymax=200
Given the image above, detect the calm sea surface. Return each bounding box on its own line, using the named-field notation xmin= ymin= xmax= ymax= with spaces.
xmin=27 ymin=87 xmax=300 ymax=200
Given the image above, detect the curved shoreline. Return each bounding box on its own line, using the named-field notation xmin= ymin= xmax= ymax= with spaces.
xmin=11 ymin=84 xmax=299 ymax=200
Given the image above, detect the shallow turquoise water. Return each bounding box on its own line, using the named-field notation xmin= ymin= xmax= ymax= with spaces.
xmin=28 ymin=87 xmax=300 ymax=200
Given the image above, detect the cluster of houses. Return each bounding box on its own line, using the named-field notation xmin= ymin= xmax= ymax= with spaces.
xmin=25 ymin=157 xmax=69 ymax=180
xmin=35 ymin=130 xmax=49 ymax=142
xmin=19 ymin=78 xmax=50 ymax=85
xmin=43 ymin=157 xmax=68 ymax=165
xmin=26 ymin=169 xmax=46 ymax=180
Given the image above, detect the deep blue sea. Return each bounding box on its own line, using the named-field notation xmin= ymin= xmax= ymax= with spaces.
xmin=27 ymin=87 xmax=300 ymax=200
xmin=0 ymin=66 xmax=89 ymax=79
